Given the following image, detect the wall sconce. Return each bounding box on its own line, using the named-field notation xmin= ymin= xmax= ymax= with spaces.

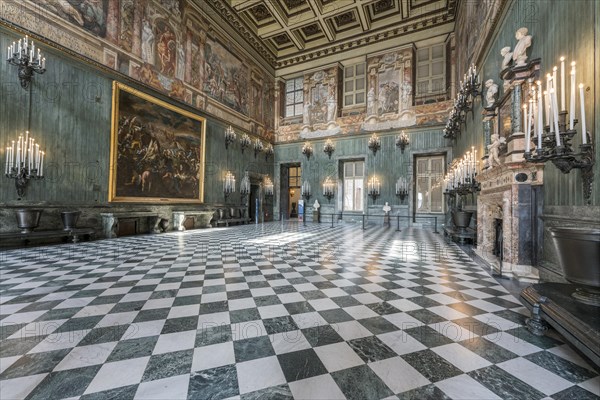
xmin=7 ymin=35 xmax=46 ymax=89
xmin=323 ymin=177 xmax=334 ymax=202
xmin=225 ymin=125 xmax=236 ymax=150
xmin=396 ymin=131 xmax=410 ymax=154
xmin=5 ymin=131 xmax=45 ymax=197
xmin=264 ymin=175 xmax=274 ymax=198
xmin=368 ymin=133 xmax=381 ymax=156
xmin=265 ymin=143 xmax=274 ymax=161
xmin=301 ymin=180 xmax=311 ymax=201
xmin=254 ymin=139 xmax=263 ymax=159
xmin=240 ymin=133 xmax=251 ymax=154
xmin=323 ymin=139 xmax=335 ymax=159
xmin=240 ymin=171 xmax=250 ymax=201
xmin=523 ymin=62 xmax=594 ymax=204
xmin=395 ymin=177 xmax=409 ymax=202
xmin=444 ymin=147 xmax=481 ymax=195
xmin=223 ymin=170 xmax=236 ymax=199
xmin=444 ymin=64 xmax=481 ymax=140
xmin=367 ymin=176 xmax=380 ymax=202
xmin=302 ymin=141 xmax=313 ymax=160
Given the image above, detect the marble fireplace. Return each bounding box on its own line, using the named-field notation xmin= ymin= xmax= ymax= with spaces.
xmin=475 ymin=161 xmax=544 ymax=281
xmin=475 ymin=57 xmax=547 ymax=282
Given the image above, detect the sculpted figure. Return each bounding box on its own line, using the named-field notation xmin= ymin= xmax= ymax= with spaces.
xmin=501 ymin=46 xmax=513 ymax=70
xmin=141 ymin=19 xmax=155 ymax=64
xmin=512 ymin=27 xmax=532 ymax=67
xmin=487 ymin=133 xmax=506 ymax=167
xmin=485 ymin=79 xmax=498 ymax=108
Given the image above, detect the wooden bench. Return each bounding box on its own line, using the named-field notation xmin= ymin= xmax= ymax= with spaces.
xmin=172 ymin=211 xmax=214 ymax=231
xmin=0 ymin=228 xmax=95 ymax=246
xmin=213 ymin=207 xmax=251 ymax=227
xmin=101 ymin=212 xmax=166 ymax=238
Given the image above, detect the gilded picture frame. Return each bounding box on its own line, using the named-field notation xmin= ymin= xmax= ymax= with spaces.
xmin=109 ymin=81 xmax=206 ymax=203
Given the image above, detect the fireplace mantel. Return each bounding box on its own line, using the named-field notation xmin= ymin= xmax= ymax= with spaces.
xmin=478 ymin=161 xmax=545 ymax=193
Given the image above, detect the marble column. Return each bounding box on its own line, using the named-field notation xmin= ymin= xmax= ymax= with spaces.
xmin=198 ymin=29 xmax=206 ymax=88
xmin=511 ymin=84 xmax=522 ymax=134
xmin=185 ymin=28 xmax=193 ymax=84
xmin=483 ymin=119 xmax=492 ymax=156
xmin=106 ymin=0 xmax=119 ymax=43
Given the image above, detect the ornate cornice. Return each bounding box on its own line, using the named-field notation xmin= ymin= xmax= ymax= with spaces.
xmin=203 ymin=0 xmax=456 ymax=70
xmin=200 ymin=0 xmax=278 ymax=67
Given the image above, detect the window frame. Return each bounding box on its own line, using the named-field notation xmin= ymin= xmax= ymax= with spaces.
xmin=343 ymin=63 xmax=366 ymax=108
xmin=415 ymin=154 xmax=445 ymax=214
xmin=415 ymin=44 xmax=446 ymax=99
xmin=343 ymin=160 xmax=365 ymax=212
xmin=288 ymin=166 xmax=301 ymax=188
xmin=285 ymin=77 xmax=304 ymax=118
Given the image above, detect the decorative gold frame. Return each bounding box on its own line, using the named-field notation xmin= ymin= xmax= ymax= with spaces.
xmin=109 ymin=81 xmax=206 ymax=203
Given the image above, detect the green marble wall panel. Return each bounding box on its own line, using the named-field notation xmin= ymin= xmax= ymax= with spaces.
xmin=0 ymin=27 xmax=273 ymax=214
xmin=273 ymin=128 xmax=452 ymax=221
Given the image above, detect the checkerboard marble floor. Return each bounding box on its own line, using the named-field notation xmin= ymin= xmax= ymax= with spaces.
xmin=1 ymin=222 xmax=598 ymax=400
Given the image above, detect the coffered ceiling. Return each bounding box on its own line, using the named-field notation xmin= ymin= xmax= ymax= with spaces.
xmin=201 ymin=0 xmax=457 ymax=69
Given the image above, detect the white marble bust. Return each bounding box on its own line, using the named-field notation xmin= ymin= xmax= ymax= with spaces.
xmin=313 ymin=200 xmax=320 ymax=210
xmin=383 ymin=202 xmax=391 ymax=213
xmin=512 ymin=27 xmax=532 ymax=67
xmin=501 ymin=46 xmax=513 ymax=70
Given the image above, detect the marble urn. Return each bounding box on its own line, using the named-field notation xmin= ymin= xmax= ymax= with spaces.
xmin=550 ymin=227 xmax=600 ymax=306
xmin=16 ymin=209 xmax=43 ymax=233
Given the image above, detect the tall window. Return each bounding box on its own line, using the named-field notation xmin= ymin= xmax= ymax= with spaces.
xmin=285 ymin=77 xmax=304 ymax=117
xmin=416 ymin=44 xmax=446 ymax=98
xmin=344 ymin=63 xmax=366 ymax=107
xmin=416 ymin=155 xmax=444 ymax=213
xmin=343 ymin=161 xmax=364 ymax=211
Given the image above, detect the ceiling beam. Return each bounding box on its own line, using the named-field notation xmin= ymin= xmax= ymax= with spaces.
xmin=356 ymin=0 xmax=371 ymax=31
xmin=262 ymin=1 xmax=305 ymax=50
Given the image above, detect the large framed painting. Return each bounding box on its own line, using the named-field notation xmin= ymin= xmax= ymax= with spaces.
xmin=109 ymin=82 xmax=206 ymax=203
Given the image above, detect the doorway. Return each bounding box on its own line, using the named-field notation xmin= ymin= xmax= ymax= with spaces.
xmin=249 ymin=184 xmax=260 ymax=223
xmin=281 ymin=164 xmax=301 ymax=220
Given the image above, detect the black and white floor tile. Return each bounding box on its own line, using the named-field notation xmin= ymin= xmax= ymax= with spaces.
xmin=0 ymin=222 xmax=598 ymax=399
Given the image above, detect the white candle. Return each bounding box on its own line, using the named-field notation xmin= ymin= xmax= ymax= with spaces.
xmin=550 ymin=89 xmax=560 ymax=146
xmin=5 ymin=147 xmax=9 ymax=174
xmin=537 ymin=85 xmax=543 ymax=150
xmin=23 ymin=132 xmax=28 ymax=159
xmin=579 ymin=84 xmax=587 ymax=145
xmin=40 ymin=152 xmax=44 ymax=176
xmin=11 ymin=141 xmax=15 ymax=168
xmin=524 ymin=103 xmax=530 ymax=153
xmin=523 ymin=103 xmax=527 ymax=135
xmin=544 ymin=91 xmax=551 ymax=131
xmin=552 ymin=66 xmax=557 ymax=96
xmin=560 ymin=57 xmax=565 ymax=110
xmin=570 ymin=63 xmax=576 ymax=130
xmin=16 ymin=143 xmax=20 ymax=174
